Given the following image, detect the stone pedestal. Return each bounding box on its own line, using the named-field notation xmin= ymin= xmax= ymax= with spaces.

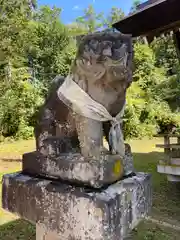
xmin=22 ymin=151 xmax=124 ymax=188
xmin=2 ymin=172 xmax=152 ymax=240
xmin=36 ymin=225 xmax=133 ymax=240
xmin=36 ymin=225 xmax=60 ymax=240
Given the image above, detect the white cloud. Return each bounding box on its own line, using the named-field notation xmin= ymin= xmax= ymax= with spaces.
xmin=73 ymin=5 xmax=80 ymax=10
xmin=93 ymin=0 xmax=96 ymax=2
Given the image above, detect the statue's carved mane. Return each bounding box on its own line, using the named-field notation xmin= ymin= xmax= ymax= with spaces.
xmin=72 ymin=31 xmax=133 ymax=93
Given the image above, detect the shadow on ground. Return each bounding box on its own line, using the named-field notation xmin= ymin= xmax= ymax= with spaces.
xmin=0 ymin=158 xmax=22 ymax=162
xmin=0 ymin=219 xmax=35 ymax=240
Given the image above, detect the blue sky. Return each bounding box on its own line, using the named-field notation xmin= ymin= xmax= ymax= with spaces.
xmin=37 ymin=0 xmax=138 ymax=23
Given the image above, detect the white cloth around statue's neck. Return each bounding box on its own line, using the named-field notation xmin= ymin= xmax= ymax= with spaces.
xmin=57 ymin=75 xmax=125 ymax=157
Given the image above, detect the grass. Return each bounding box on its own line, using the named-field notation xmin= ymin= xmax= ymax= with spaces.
xmin=130 ymin=138 xmax=180 ymax=223
xmin=0 ymin=220 xmax=35 ymax=240
xmin=1 ymin=138 xmax=180 ymax=239
xmin=133 ymin=220 xmax=180 ymax=240
xmin=0 ymin=139 xmax=35 ymax=225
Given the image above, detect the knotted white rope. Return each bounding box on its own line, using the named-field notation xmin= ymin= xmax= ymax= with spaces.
xmin=57 ymin=75 xmax=125 ymax=157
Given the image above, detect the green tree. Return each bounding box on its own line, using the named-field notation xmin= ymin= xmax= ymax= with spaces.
xmin=76 ymin=5 xmax=104 ymax=33
xmin=67 ymin=23 xmax=87 ymax=37
xmin=150 ymin=35 xmax=180 ymax=111
xmin=124 ymin=42 xmax=180 ymax=138
xmin=130 ymin=0 xmax=141 ymax=13
xmin=104 ymin=7 xmax=125 ymax=28
xmin=0 ymin=68 xmax=43 ymax=140
xmin=0 ymin=2 xmax=76 ymax=140
xmin=0 ymin=0 xmax=43 ymax=140
xmin=0 ymin=0 xmax=36 ymax=81
xmin=151 ymin=35 xmax=179 ymax=75
xmin=25 ymin=6 xmax=75 ymax=86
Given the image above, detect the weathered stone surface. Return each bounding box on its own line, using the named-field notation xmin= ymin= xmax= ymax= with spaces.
xmin=1 ymin=31 xmax=151 ymax=240
xmin=123 ymin=143 xmax=134 ymax=176
xmin=36 ymin=224 xmax=134 ymax=240
xmin=22 ymin=151 xmax=124 ymax=188
xmin=36 ymin=224 xmax=65 ymax=240
xmin=34 ymin=31 xmax=133 ymax=173
xmin=22 ymin=142 xmax=134 ymax=188
xmin=2 ymin=172 xmax=152 ymax=240
xmin=36 ymin=225 xmax=60 ymax=240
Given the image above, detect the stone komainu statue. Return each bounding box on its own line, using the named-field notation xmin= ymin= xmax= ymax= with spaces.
xmin=34 ymin=31 xmax=133 ymax=165
xmin=2 ymin=32 xmax=152 ymax=240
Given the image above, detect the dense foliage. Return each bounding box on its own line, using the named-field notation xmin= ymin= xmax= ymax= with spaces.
xmin=0 ymin=0 xmax=179 ymax=141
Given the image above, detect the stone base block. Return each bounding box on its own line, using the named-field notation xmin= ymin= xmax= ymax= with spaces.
xmin=22 ymin=151 xmax=125 ymax=188
xmin=36 ymin=224 xmax=60 ymax=240
xmin=2 ymin=172 xmax=152 ymax=240
xmin=35 ymin=224 xmax=132 ymax=240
